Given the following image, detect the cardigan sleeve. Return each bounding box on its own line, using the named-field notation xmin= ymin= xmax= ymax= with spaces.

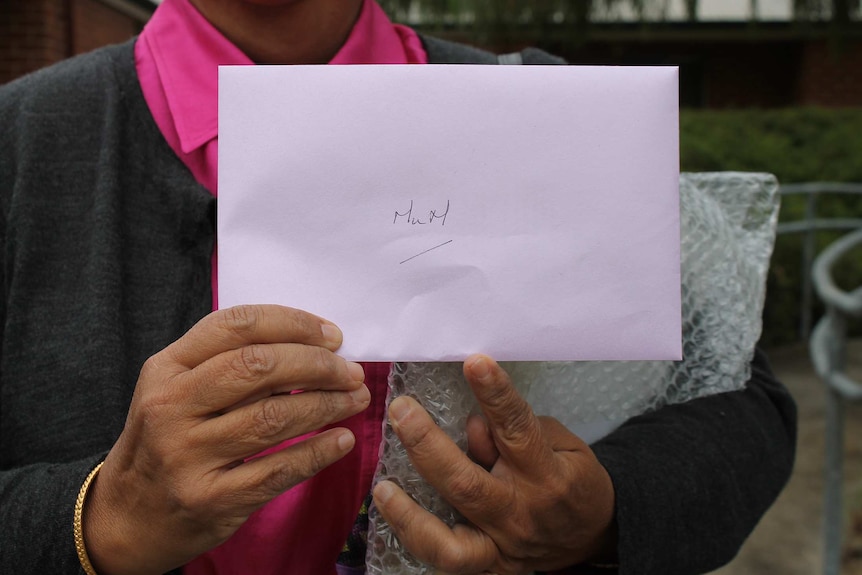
xmin=0 ymin=43 xmax=198 ymax=575
xmin=0 ymin=458 xmax=107 ymax=573
xmin=0 ymin=68 xmax=108 ymax=574
xmin=590 ymin=347 xmax=797 ymax=574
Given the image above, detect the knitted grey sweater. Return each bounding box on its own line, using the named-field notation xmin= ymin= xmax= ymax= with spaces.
xmin=0 ymin=37 xmax=795 ymax=574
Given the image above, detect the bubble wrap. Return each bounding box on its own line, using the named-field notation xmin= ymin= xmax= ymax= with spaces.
xmin=366 ymin=172 xmax=780 ymax=574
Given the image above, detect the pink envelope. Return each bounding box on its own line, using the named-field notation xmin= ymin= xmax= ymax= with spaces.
xmin=218 ymin=64 xmax=681 ymax=361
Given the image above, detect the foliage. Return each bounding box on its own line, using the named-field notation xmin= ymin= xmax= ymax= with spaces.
xmin=680 ymin=107 xmax=862 ymax=345
xmin=681 ymin=108 xmax=862 ymax=184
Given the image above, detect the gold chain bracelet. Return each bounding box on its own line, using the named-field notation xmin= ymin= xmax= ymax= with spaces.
xmin=73 ymin=461 xmax=104 ymax=575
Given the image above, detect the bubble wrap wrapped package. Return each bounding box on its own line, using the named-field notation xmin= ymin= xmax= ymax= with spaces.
xmin=366 ymin=172 xmax=781 ymax=574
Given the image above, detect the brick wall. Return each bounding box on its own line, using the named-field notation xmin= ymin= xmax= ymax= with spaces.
xmin=797 ymin=39 xmax=862 ymax=107
xmin=0 ymin=0 xmax=70 ymax=85
xmin=0 ymin=0 xmax=145 ymax=85
xmin=72 ymin=0 xmax=140 ymax=56
xmin=561 ymin=35 xmax=862 ymax=108
xmin=703 ymin=43 xmax=801 ymax=108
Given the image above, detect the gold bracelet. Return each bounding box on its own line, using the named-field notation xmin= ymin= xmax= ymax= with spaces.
xmin=73 ymin=461 xmax=104 ymax=575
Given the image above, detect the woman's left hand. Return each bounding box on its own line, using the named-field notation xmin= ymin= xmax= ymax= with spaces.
xmin=372 ymin=354 xmax=618 ymax=575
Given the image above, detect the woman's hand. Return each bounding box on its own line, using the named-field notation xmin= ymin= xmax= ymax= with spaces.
xmin=373 ymin=354 xmax=617 ymax=575
xmin=85 ymin=304 xmax=369 ymax=575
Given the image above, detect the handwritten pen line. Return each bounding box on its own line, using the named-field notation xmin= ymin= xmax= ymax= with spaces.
xmin=400 ymin=240 xmax=454 ymax=265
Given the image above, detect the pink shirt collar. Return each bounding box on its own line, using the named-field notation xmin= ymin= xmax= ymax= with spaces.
xmin=139 ymin=0 xmax=427 ymax=156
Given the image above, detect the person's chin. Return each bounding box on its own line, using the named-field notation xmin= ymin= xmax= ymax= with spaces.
xmin=241 ymin=0 xmax=304 ymax=5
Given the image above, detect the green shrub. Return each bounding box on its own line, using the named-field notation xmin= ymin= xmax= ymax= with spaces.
xmin=681 ymin=108 xmax=862 ymax=183
xmin=680 ymin=107 xmax=862 ymax=346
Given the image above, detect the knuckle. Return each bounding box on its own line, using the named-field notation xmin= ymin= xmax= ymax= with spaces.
xmin=138 ymin=354 xmax=179 ymax=389
xmin=136 ymin=397 xmax=169 ymax=429
xmin=386 ymin=498 xmax=412 ymax=531
xmin=134 ymin=386 xmax=179 ymax=427
xmin=219 ymin=304 xmax=261 ymax=337
xmin=308 ymin=345 xmax=340 ymax=381
xmin=228 ymin=344 xmax=275 ymax=382
xmin=506 ymin=513 xmax=538 ymax=547
xmin=499 ymin=406 xmax=539 ymax=445
xmin=261 ymin=464 xmax=297 ymax=495
xmin=433 ymin=545 xmax=468 ymax=573
xmin=250 ymin=398 xmax=290 ymax=440
xmin=259 ymin=439 xmax=334 ymax=495
xmin=302 ymin=439 xmax=334 ymax=477
xmin=483 ymin=379 xmax=516 ymax=410
xmin=544 ymin=472 xmax=575 ymax=503
xmin=446 ymin=467 xmax=488 ymax=503
xmin=303 ymin=393 xmax=334 ymax=424
xmin=398 ymin=416 xmax=436 ymax=451
xmin=139 ymin=356 xmax=161 ymax=381
xmin=134 ymin=361 xmax=186 ymax=424
xmin=175 ymin=483 xmax=210 ymax=514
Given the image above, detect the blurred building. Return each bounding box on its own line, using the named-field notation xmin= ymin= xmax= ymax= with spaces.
xmin=415 ymin=19 xmax=862 ymax=108
xmin=0 ymin=0 xmax=154 ymax=85
xmin=540 ymin=22 xmax=862 ymax=108
xmin=2 ymin=0 xmax=861 ymax=108
xmin=387 ymin=0 xmax=862 ymax=108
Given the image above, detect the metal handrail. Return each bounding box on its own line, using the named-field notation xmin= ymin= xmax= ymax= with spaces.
xmin=812 ymin=229 xmax=862 ymax=318
xmin=780 ymin=182 xmax=862 ymax=196
xmin=778 ymin=182 xmax=862 ymax=339
xmin=810 ymin=314 xmax=862 ymax=401
xmin=808 ymin=226 xmax=862 ymax=575
xmin=778 ymin=219 xmax=862 ymax=234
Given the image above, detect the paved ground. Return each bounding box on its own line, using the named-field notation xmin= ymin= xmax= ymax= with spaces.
xmin=710 ymin=340 xmax=862 ymax=575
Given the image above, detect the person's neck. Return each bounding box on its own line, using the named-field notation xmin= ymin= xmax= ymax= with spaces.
xmin=189 ymin=0 xmax=364 ymax=64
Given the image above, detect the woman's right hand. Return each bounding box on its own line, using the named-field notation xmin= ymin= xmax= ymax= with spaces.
xmin=83 ymin=304 xmax=369 ymax=575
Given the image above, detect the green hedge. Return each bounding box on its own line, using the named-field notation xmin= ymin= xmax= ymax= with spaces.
xmin=680 ymin=107 xmax=862 ymax=346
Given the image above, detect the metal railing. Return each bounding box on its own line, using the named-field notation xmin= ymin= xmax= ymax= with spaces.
xmin=809 ymin=227 xmax=862 ymax=575
xmin=775 ymin=182 xmax=862 ymax=575
xmin=777 ymin=182 xmax=862 ymax=339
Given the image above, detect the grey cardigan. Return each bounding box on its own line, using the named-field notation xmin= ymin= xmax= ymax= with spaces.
xmin=0 ymin=37 xmax=795 ymax=574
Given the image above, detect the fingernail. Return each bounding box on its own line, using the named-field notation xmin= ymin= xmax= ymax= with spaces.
xmin=321 ymin=323 xmax=342 ymax=345
xmin=350 ymin=385 xmax=370 ymax=404
xmin=346 ymin=361 xmax=365 ymax=383
xmin=389 ymin=397 xmax=410 ymax=424
xmin=374 ymin=480 xmax=395 ymax=504
xmin=470 ymin=356 xmax=491 ymax=381
xmin=337 ymin=431 xmax=355 ymax=452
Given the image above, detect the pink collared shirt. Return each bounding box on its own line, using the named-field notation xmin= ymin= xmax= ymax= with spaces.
xmin=135 ymin=1 xmax=426 ymax=573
